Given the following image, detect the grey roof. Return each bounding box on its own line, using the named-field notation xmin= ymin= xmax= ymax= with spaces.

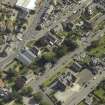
xmin=58 ymin=72 xmax=73 ymax=86
xmin=23 ymin=49 xmax=36 ymax=60
xmin=30 ymin=47 xmax=39 ymax=56
xmin=17 ymin=52 xmax=32 ymax=66
xmin=17 ymin=48 xmax=37 ymax=66
xmin=44 ymin=34 xmax=57 ymax=45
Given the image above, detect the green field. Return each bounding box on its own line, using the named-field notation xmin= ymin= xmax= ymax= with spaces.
xmin=94 ymin=87 xmax=105 ymax=101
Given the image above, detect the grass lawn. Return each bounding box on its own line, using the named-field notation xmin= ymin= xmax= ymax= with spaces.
xmin=26 ymin=40 xmax=35 ymax=48
xmin=89 ymin=36 xmax=105 ymax=57
xmin=6 ymin=60 xmax=18 ymax=69
xmin=56 ymin=31 xmax=69 ymax=38
xmin=94 ymin=87 xmax=105 ymax=100
xmin=78 ymin=101 xmax=86 ymax=105
xmin=93 ymin=95 xmax=101 ymax=105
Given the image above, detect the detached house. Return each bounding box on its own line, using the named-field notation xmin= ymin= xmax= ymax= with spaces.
xmin=17 ymin=47 xmax=41 ymax=66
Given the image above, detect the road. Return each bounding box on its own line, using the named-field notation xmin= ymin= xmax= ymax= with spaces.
xmin=0 ymin=0 xmax=92 ymax=69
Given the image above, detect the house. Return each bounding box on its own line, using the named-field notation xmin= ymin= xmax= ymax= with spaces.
xmin=42 ymin=33 xmax=64 ymax=47
xmin=17 ymin=48 xmax=36 ymax=66
xmin=45 ymin=34 xmax=58 ymax=46
xmin=15 ymin=76 xmax=26 ymax=90
xmin=53 ymin=72 xmax=76 ymax=91
xmin=17 ymin=47 xmax=41 ymax=66
xmin=30 ymin=46 xmax=41 ymax=57
xmin=16 ymin=0 xmax=37 ymax=11
xmin=38 ymin=34 xmax=57 ymax=47
xmin=41 ymin=5 xmax=54 ymax=22
xmin=70 ymin=62 xmax=82 ymax=73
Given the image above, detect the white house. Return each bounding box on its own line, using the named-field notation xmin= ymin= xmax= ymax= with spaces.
xmin=16 ymin=0 xmax=37 ymax=11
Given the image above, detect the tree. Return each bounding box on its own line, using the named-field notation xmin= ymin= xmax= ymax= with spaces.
xmin=54 ymin=45 xmax=68 ymax=58
xmin=33 ymin=92 xmax=43 ymax=103
xmin=42 ymin=51 xmax=55 ymax=62
xmin=15 ymin=94 xmax=23 ymax=104
xmin=21 ymin=86 xmax=33 ymax=96
xmin=63 ymin=39 xmax=78 ymax=51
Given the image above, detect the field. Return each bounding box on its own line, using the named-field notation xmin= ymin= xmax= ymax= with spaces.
xmin=94 ymin=87 xmax=105 ymax=101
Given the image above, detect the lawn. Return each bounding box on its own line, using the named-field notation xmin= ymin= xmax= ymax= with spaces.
xmin=56 ymin=31 xmax=69 ymax=38
xmin=88 ymin=36 xmax=105 ymax=57
xmin=26 ymin=39 xmax=35 ymax=48
xmin=93 ymin=95 xmax=101 ymax=105
xmin=94 ymin=87 xmax=105 ymax=101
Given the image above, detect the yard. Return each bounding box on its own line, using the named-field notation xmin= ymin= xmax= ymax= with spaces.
xmin=94 ymin=87 xmax=105 ymax=101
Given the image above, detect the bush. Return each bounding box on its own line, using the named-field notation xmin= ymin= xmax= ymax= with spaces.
xmin=33 ymin=92 xmax=43 ymax=103
xmin=54 ymin=45 xmax=68 ymax=58
xmin=21 ymin=86 xmax=33 ymax=96
xmin=42 ymin=51 xmax=56 ymax=63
